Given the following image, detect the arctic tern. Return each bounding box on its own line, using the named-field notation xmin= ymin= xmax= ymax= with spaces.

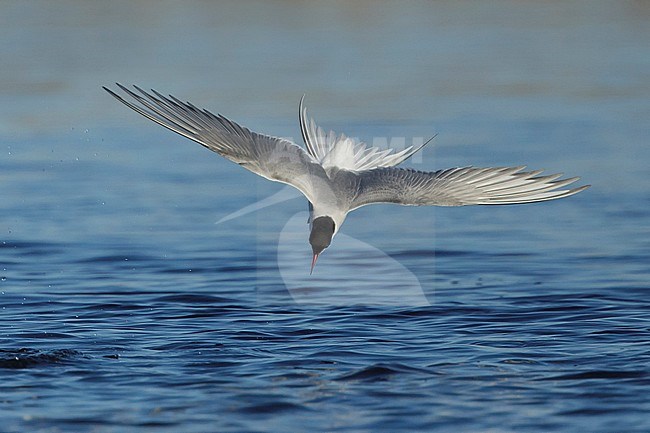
xmin=104 ymin=84 xmax=589 ymax=273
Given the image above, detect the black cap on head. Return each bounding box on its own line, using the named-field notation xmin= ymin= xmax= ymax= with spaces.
xmin=309 ymin=216 xmax=335 ymax=255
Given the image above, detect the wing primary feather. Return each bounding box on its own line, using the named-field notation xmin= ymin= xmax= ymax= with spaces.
xmin=124 ymin=85 xmax=201 ymax=134
xmin=149 ymin=89 xmax=213 ymax=131
xmin=299 ymin=94 xmax=319 ymax=160
xmin=106 ymin=84 xmax=197 ymax=139
xmin=138 ymin=87 xmax=208 ymax=134
xmin=351 ymin=165 xmax=589 ymax=209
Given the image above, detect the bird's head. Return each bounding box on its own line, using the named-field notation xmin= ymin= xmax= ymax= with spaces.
xmin=309 ymin=216 xmax=335 ymax=274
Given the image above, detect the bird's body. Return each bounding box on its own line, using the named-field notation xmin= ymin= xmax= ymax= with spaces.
xmin=104 ymin=84 xmax=589 ymax=272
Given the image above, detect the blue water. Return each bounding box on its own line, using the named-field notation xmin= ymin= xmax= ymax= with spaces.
xmin=2 ymin=1 xmax=650 ymax=432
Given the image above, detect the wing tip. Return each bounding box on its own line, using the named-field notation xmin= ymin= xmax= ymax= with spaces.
xmin=484 ymin=182 xmax=590 ymax=204
xmin=567 ymin=183 xmax=591 ymax=195
xmin=103 ymin=83 xmax=128 ymax=98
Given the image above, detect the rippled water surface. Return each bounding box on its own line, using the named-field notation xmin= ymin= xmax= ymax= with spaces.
xmin=1 ymin=1 xmax=649 ymax=432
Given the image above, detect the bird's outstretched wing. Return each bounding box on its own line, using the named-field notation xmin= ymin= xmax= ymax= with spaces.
xmin=351 ymin=166 xmax=589 ymax=209
xmin=104 ymin=84 xmax=328 ymax=202
xmin=299 ymin=96 xmax=432 ymax=172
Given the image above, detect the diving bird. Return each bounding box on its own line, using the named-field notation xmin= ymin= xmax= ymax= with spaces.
xmin=104 ymin=84 xmax=589 ymax=273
